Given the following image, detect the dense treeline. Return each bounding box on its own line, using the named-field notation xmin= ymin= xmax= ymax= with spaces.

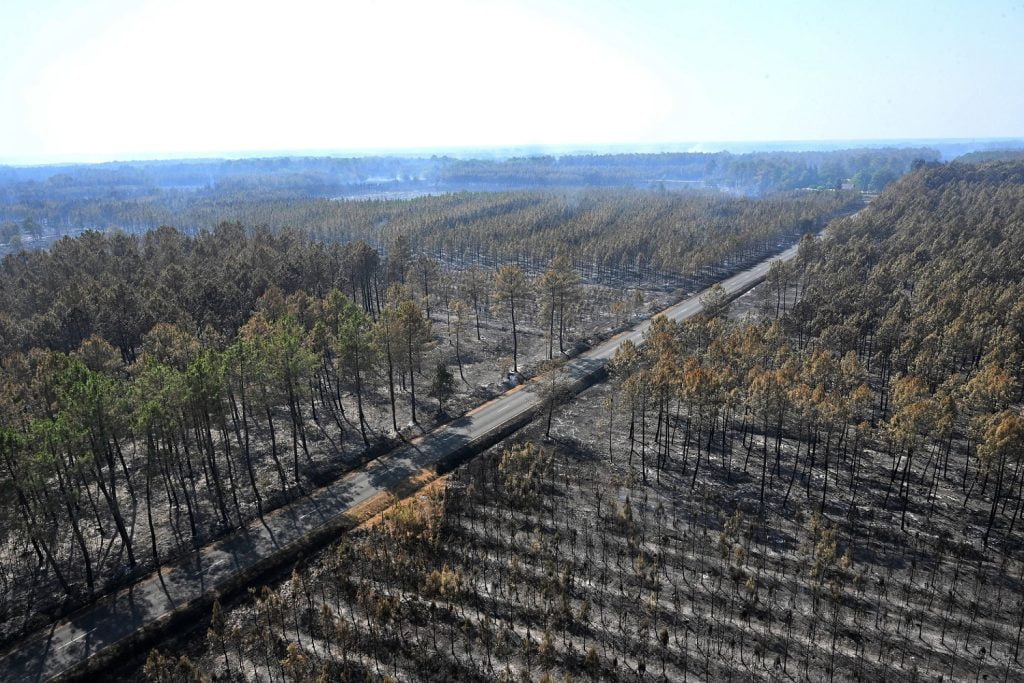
xmin=0 ymin=147 xmax=930 ymax=200
xmin=0 ymin=189 xmax=847 ymax=648
xmin=953 ymin=150 xmax=1024 ymax=164
xmin=155 ymin=162 xmax=1024 ymax=681
xmin=439 ymin=148 xmax=935 ymax=193
xmin=0 ymin=224 xmax=369 ymax=358
xmin=0 ymin=156 xmax=438 ymax=197
xmin=0 ymin=190 xmax=854 ymax=358
xmin=139 ymin=189 xmax=858 ymax=282
xmin=0 ymin=148 xmax=914 ymax=248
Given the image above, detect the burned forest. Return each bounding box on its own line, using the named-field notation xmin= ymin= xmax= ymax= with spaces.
xmin=133 ymin=162 xmax=1024 ymax=682
xmin=1 ymin=152 xmax=1022 ymax=683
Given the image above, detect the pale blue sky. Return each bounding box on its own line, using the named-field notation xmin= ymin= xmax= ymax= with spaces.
xmin=1 ymin=0 xmax=1022 ymax=163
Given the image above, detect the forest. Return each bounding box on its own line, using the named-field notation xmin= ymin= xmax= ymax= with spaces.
xmin=0 ymin=189 xmax=858 ymax=357
xmin=954 ymin=149 xmax=1024 ymax=164
xmin=0 ymin=187 xmax=850 ymax=653
xmin=133 ymin=161 xmax=1024 ymax=681
xmin=0 ymin=147 xmax=926 ymax=253
xmin=6 ymin=0 xmax=1024 ymax=678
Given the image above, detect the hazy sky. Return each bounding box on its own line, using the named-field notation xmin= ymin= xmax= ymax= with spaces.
xmin=2 ymin=0 xmax=1022 ymax=163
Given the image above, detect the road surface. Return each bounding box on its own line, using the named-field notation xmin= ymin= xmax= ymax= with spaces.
xmin=0 ymin=238 xmax=807 ymax=682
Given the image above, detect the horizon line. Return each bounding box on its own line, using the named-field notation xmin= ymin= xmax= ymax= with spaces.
xmin=4 ymin=136 xmax=1024 ymax=168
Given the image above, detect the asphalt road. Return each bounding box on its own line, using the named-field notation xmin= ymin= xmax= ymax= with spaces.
xmin=0 ymin=239 xmax=804 ymax=682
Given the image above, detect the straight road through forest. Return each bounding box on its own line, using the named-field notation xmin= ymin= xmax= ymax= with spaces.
xmin=0 ymin=236 xmax=811 ymax=682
